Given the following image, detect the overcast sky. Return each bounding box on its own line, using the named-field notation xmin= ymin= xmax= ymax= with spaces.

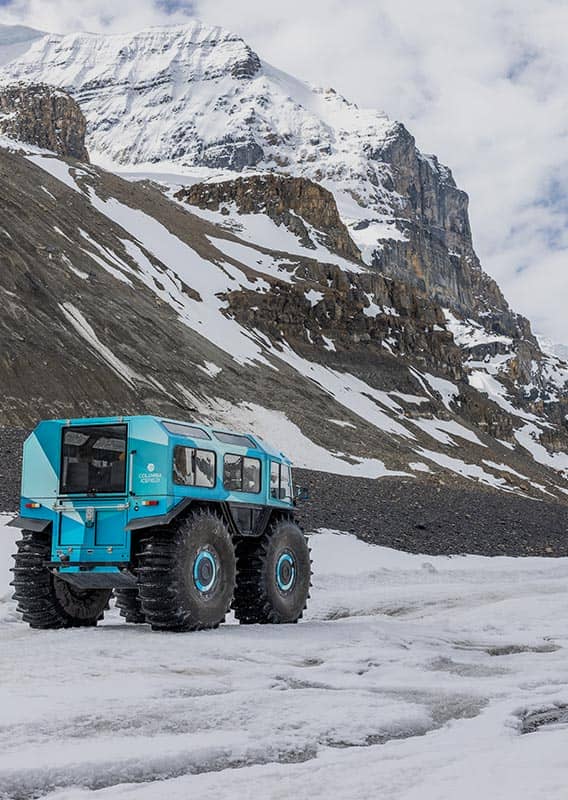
xmin=1 ymin=0 xmax=567 ymax=345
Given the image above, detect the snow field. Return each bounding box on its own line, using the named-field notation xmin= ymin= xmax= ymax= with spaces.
xmin=2 ymin=516 xmax=568 ymax=799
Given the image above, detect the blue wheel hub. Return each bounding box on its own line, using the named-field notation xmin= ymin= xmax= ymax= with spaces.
xmin=276 ymin=551 xmax=296 ymax=592
xmin=193 ymin=550 xmax=218 ymax=593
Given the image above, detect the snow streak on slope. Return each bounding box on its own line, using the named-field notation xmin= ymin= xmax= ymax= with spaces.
xmin=441 ymin=306 xmax=568 ymax=478
xmin=27 ymin=152 xmax=274 ymax=369
xmin=2 ymin=516 xmax=568 ymax=799
xmin=60 ymin=303 xmax=140 ymax=387
xmin=515 ymin=423 xmax=568 ymax=478
xmin=208 ymin=214 xmax=364 ymax=272
xmin=202 ymin=400 xmax=408 ymax=479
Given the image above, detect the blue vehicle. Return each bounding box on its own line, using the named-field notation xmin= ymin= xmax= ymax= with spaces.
xmin=10 ymin=415 xmax=311 ymax=631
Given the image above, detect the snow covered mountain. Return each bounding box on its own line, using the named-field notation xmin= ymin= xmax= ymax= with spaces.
xmin=0 ymin=22 xmax=507 ymax=301
xmin=0 ymin=21 xmax=567 ymax=502
xmin=0 ymin=23 xmax=396 ymax=208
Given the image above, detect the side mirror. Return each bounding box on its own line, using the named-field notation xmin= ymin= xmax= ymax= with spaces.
xmin=294 ymin=486 xmax=309 ymax=502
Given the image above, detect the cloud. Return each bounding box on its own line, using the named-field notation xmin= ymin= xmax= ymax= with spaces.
xmin=1 ymin=0 xmax=567 ymax=344
xmin=0 ymin=0 xmax=192 ymax=32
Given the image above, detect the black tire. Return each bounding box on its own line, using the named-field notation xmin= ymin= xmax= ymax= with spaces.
xmin=114 ymin=588 xmax=146 ymax=624
xmin=137 ymin=511 xmax=236 ymax=632
xmin=233 ymin=518 xmax=311 ymax=624
xmin=114 ymin=542 xmax=145 ymax=623
xmin=11 ymin=530 xmax=112 ymax=629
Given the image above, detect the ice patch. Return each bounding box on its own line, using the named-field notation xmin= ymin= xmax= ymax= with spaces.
xmin=198 ymin=361 xmax=222 ymax=379
xmin=514 ymin=423 xmax=568 ymax=477
xmin=305 ymin=289 xmax=324 ymax=307
xmin=273 ymin=344 xmax=414 ymax=440
xmin=208 ymin=235 xmax=297 ymax=284
xmin=409 ymin=462 xmax=432 ymax=473
xmin=443 ymin=309 xmax=513 ymax=349
xmin=468 ymin=371 xmax=539 ymax=421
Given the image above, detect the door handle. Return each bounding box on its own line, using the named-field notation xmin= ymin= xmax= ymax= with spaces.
xmin=128 ymin=450 xmax=137 ymax=496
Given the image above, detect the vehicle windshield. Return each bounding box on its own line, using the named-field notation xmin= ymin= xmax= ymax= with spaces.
xmin=60 ymin=424 xmax=127 ymax=495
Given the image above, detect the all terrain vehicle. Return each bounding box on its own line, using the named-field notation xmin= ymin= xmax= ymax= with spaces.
xmin=9 ymin=415 xmax=311 ymax=631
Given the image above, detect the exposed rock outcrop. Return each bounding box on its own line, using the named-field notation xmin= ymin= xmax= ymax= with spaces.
xmin=223 ymin=253 xmax=521 ymax=442
xmin=0 ymin=83 xmax=88 ymax=161
xmin=369 ymin=123 xmax=525 ymax=332
xmin=197 ymin=137 xmax=264 ymax=171
xmin=231 ymin=44 xmax=261 ymax=79
xmin=176 ymin=175 xmax=362 ymax=262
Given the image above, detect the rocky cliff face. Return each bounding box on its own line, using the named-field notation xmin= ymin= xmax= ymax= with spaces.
xmin=357 ymin=119 xmax=565 ymax=414
xmin=367 ymin=122 xmax=529 ymax=334
xmin=176 ymin=175 xmax=362 ymax=262
xmin=0 ymin=83 xmax=88 ymax=160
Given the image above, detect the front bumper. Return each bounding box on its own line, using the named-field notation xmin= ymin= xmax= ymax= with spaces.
xmin=45 ymin=562 xmax=136 ymax=589
xmin=8 ymin=515 xmax=51 ymax=532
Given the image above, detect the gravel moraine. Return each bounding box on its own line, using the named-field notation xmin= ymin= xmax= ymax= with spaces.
xmin=294 ymin=468 xmax=568 ymax=557
xmin=0 ymin=427 xmax=25 ymax=513
xmin=1 ymin=427 xmax=567 ymax=557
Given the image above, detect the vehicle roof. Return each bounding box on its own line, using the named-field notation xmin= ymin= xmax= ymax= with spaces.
xmin=41 ymin=415 xmax=291 ymax=463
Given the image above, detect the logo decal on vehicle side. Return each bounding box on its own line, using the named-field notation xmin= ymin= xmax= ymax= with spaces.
xmin=139 ymin=468 xmax=162 ymax=484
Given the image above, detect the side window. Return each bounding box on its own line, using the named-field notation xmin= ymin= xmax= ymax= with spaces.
xmin=195 ymin=450 xmax=216 ymax=487
xmin=223 ymin=454 xmax=261 ymax=494
xmin=270 ymin=462 xmax=293 ymax=500
xmin=214 ymin=431 xmax=255 ymax=447
xmin=281 ymin=464 xmax=293 ymax=501
xmin=243 ymin=457 xmax=261 ymax=493
xmin=270 ymin=461 xmax=280 ymax=499
xmin=223 ymin=454 xmax=242 ymax=492
xmin=163 ymin=422 xmax=211 ymax=440
xmin=173 ymin=447 xmax=215 ymax=488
